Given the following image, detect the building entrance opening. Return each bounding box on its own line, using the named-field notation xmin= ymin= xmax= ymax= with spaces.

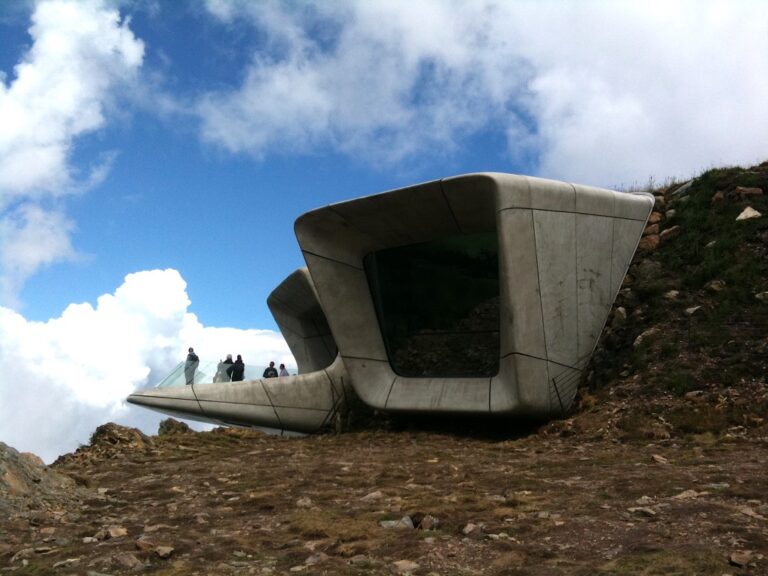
xmin=364 ymin=231 xmax=500 ymax=378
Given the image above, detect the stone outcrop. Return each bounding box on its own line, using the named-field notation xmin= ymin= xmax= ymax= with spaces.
xmin=54 ymin=423 xmax=154 ymax=467
xmin=0 ymin=442 xmax=88 ymax=519
xmin=157 ymin=418 xmax=193 ymax=436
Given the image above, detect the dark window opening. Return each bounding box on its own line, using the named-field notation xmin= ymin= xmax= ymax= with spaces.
xmin=364 ymin=231 xmax=499 ymax=378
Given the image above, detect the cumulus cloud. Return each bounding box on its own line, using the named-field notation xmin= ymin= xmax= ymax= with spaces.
xmin=0 ymin=269 xmax=293 ymax=463
xmin=0 ymin=0 xmax=144 ymax=307
xmin=199 ymin=0 xmax=768 ymax=185
xmin=0 ymin=204 xmax=78 ymax=308
xmin=0 ymin=0 xmax=144 ymax=200
xmin=198 ymin=0 xmax=515 ymax=163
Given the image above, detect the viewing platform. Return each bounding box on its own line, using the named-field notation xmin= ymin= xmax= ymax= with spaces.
xmin=155 ymin=360 xmax=293 ymax=388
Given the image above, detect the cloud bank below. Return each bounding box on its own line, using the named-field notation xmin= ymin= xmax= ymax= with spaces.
xmin=0 ymin=268 xmax=293 ymax=463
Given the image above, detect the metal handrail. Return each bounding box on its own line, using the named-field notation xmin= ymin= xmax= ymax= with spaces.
xmin=155 ymin=360 xmax=294 ymax=388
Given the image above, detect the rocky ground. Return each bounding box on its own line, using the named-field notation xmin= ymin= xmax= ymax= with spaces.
xmin=1 ymin=162 xmax=767 ymax=575
xmin=1 ymin=422 xmax=767 ymax=575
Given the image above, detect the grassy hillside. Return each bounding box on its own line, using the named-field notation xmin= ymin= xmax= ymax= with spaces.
xmin=574 ymin=161 xmax=768 ymax=441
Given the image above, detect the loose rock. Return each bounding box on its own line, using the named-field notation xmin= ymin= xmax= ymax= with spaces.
xmin=735 ymin=186 xmax=763 ymax=198
xmin=729 ymin=550 xmax=753 ymax=567
xmin=638 ymin=235 xmax=660 ymax=251
xmin=660 ymin=225 xmax=681 ymax=242
xmin=155 ymin=546 xmax=174 ymax=559
xmin=628 ymin=507 xmax=657 ymax=517
xmin=360 ymin=490 xmax=383 ymax=502
xmin=705 ymin=279 xmax=726 ymax=292
xmin=392 ymin=559 xmax=420 ymax=573
xmin=736 ymin=206 xmax=762 ymax=220
xmin=633 ymin=327 xmax=660 ymax=348
xmin=379 ymin=516 xmax=414 ymax=529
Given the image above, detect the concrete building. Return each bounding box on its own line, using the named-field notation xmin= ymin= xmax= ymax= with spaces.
xmin=127 ymin=173 xmax=653 ymax=432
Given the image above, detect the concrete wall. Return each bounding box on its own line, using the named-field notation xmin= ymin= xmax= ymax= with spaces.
xmin=295 ymin=173 xmax=652 ymax=417
xmin=267 ymin=268 xmax=338 ymax=374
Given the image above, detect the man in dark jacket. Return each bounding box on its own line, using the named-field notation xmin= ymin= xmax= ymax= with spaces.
xmin=231 ymin=355 xmax=245 ymax=381
xmin=263 ymin=361 xmax=278 ymax=378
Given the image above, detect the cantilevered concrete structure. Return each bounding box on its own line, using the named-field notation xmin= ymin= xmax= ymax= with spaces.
xmin=128 ymin=173 xmax=653 ymax=432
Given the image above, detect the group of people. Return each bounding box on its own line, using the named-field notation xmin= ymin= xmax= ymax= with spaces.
xmin=183 ymin=347 xmax=289 ymax=385
xmin=262 ymin=361 xmax=289 ymax=378
xmin=214 ymin=354 xmax=246 ymax=383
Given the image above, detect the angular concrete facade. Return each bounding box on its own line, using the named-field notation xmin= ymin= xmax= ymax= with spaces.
xmin=128 ymin=173 xmax=652 ymax=432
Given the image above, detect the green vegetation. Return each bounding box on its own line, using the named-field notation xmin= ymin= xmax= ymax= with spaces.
xmin=663 ymin=369 xmax=697 ymax=397
xmin=661 ymin=164 xmax=768 ymax=298
xmin=599 ymin=548 xmax=727 ymax=575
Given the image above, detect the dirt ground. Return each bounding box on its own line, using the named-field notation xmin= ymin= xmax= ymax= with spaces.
xmin=2 ymin=418 xmax=767 ymax=576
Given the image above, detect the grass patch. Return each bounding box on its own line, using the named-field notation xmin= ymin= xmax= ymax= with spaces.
xmin=616 ymin=412 xmax=660 ymax=442
xmin=286 ymin=509 xmax=371 ymax=542
xmin=659 ymin=341 xmax=678 ymax=360
xmin=666 ymin=405 xmax=731 ymax=435
xmin=598 ymin=548 xmax=725 ymax=575
xmin=663 ymin=369 xmax=697 ymax=397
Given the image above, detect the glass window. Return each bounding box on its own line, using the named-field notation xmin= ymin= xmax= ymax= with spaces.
xmin=364 ymin=231 xmax=499 ymax=378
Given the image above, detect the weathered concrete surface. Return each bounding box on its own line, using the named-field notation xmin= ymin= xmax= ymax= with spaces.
xmin=127 ymin=355 xmax=352 ymax=434
xmin=295 ymin=173 xmax=653 ymax=418
xmin=267 ymin=268 xmax=337 ymax=375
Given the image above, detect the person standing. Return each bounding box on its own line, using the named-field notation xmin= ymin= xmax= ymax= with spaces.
xmin=184 ymin=347 xmax=199 ymax=385
xmin=223 ymin=354 xmax=234 ymax=381
xmin=279 ymin=363 xmax=289 ymax=377
xmin=231 ymin=354 xmax=245 ymax=381
xmin=263 ymin=361 xmax=278 ymax=378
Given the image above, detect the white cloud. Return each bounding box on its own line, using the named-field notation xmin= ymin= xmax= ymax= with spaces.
xmin=0 ymin=204 xmax=78 ymax=308
xmin=198 ymin=0 xmax=768 ymax=185
xmin=0 ymin=268 xmax=293 ymax=463
xmin=0 ymin=0 xmax=144 ymax=200
xmin=0 ymin=0 xmax=144 ymax=307
xmin=198 ymin=1 xmax=503 ymax=163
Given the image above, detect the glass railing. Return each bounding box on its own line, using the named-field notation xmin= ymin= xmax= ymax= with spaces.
xmin=155 ymin=360 xmax=294 ymax=389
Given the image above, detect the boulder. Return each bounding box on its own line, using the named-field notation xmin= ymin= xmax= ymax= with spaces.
xmin=638 ymin=235 xmax=660 ymax=251
xmin=659 ymin=225 xmax=681 ymax=243
xmin=643 ymin=223 xmax=660 ymax=236
xmin=633 ymin=327 xmax=660 ymax=348
xmin=633 ymin=259 xmax=662 ymax=282
xmin=736 ymin=206 xmax=762 ymax=221
xmin=671 ymin=180 xmax=693 ymax=197
xmin=735 ymin=186 xmax=763 ymax=199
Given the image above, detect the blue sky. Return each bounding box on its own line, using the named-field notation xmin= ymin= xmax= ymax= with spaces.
xmin=1 ymin=0 xmax=767 ymax=461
